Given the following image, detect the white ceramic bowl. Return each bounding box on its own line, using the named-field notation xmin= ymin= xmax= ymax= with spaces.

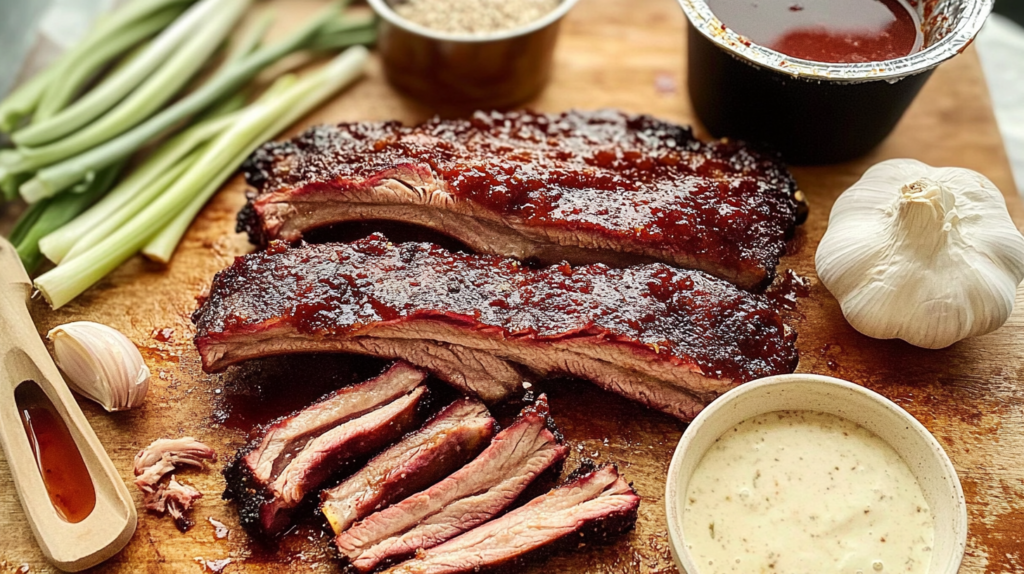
xmin=665 ymin=374 xmax=966 ymax=574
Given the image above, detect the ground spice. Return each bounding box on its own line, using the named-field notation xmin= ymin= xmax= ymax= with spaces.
xmin=393 ymin=0 xmax=562 ymax=34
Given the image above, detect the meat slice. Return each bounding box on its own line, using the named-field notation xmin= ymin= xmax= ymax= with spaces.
xmin=226 ymin=362 xmax=425 ymax=496
xmin=227 ymin=386 xmax=427 ymax=536
xmin=239 ymin=109 xmax=804 ymax=290
xmin=335 ymin=395 xmax=568 ymax=572
xmin=321 ymin=397 xmax=496 ymax=534
xmin=381 ymin=464 xmax=639 ymax=574
xmin=192 ymin=234 xmax=799 ymax=421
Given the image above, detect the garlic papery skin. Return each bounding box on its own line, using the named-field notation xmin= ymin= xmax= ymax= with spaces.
xmin=815 ymin=158 xmax=1024 ymax=349
xmin=48 ymin=321 xmax=151 ymax=412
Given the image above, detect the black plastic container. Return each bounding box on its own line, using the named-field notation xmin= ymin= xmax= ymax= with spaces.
xmin=679 ymin=0 xmax=993 ymax=165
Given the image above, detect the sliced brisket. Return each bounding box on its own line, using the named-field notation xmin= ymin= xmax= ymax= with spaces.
xmin=321 ymin=397 xmax=496 ymax=535
xmin=193 ymin=235 xmax=798 ymax=421
xmin=239 ymin=110 xmax=804 ymax=290
xmin=334 ymin=395 xmax=568 ymax=572
xmin=381 ymin=464 xmax=640 ymax=574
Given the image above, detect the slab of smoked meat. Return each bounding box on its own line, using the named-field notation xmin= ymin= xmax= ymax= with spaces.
xmin=380 ymin=464 xmax=640 ymax=574
xmin=238 ymin=110 xmax=805 ymax=290
xmin=193 ymin=235 xmax=798 ymax=421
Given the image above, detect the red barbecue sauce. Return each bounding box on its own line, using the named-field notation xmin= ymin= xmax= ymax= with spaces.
xmin=16 ymin=381 xmax=96 ymax=523
xmin=708 ymin=0 xmax=922 ymax=63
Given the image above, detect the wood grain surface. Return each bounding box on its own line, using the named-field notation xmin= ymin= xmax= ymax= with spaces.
xmin=1 ymin=0 xmax=1022 ymax=572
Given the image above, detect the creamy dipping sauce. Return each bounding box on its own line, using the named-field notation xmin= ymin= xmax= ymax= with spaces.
xmin=682 ymin=411 xmax=935 ymax=574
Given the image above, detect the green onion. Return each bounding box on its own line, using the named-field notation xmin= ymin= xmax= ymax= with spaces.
xmin=33 ymin=7 xmax=184 ymax=122
xmin=15 ymin=1 xmax=347 ymax=202
xmin=228 ymin=10 xmax=275 ymax=63
xmin=63 ymin=151 xmax=201 ymax=263
xmin=0 ymin=0 xmax=198 ymax=133
xmin=11 ymin=0 xmax=221 ymax=148
xmin=38 ymin=104 xmax=244 ymax=263
xmin=36 ymin=45 xmax=369 ymax=308
xmin=9 ymin=202 xmax=47 ymax=247
xmin=14 ymin=164 xmax=123 ymax=272
xmin=309 ymin=26 xmax=378 ymax=52
xmin=0 ymin=66 xmax=60 ymax=134
xmin=8 ymin=0 xmax=249 ymax=181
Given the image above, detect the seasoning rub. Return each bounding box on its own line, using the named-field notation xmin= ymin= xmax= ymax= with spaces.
xmin=682 ymin=411 xmax=935 ymax=574
xmin=393 ymin=0 xmax=562 ymax=34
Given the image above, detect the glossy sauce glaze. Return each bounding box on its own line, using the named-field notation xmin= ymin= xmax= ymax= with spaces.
xmin=683 ymin=411 xmax=934 ymax=574
xmin=193 ymin=234 xmax=798 ymax=384
xmin=241 ymin=110 xmax=803 ymax=288
xmin=16 ymin=381 xmax=96 ymax=523
xmin=708 ymin=0 xmax=922 ymax=63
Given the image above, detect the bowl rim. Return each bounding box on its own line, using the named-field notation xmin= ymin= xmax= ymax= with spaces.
xmin=366 ymin=0 xmax=581 ymax=43
xmin=664 ymin=373 xmax=967 ymax=574
xmin=677 ymin=0 xmax=993 ymax=82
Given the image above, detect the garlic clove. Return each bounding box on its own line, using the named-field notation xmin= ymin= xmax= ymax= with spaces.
xmin=48 ymin=321 xmax=151 ymax=412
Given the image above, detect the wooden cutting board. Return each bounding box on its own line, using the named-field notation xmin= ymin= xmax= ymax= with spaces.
xmin=1 ymin=0 xmax=1022 ymax=572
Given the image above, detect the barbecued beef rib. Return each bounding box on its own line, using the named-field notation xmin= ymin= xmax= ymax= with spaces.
xmin=239 ymin=109 xmax=804 ymax=290
xmin=223 ymin=365 xmax=428 ymax=536
xmin=193 ymin=235 xmax=798 ymax=421
xmin=226 ymin=362 xmax=425 ymax=498
xmin=335 ymin=395 xmax=567 ymax=572
xmin=380 ymin=464 xmax=639 ymax=574
xmin=320 ymin=397 xmax=496 ymax=535
xmin=262 ymin=387 xmax=425 ymax=528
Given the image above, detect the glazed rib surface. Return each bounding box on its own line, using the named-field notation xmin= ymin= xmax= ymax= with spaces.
xmin=238 ymin=110 xmax=804 ymax=290
xmin=193 ymin=234 xmax=799 ymax=420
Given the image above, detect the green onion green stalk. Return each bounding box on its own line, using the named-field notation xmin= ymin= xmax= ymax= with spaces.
xmin=0 ymin=0 xmax=199 ymax=133
xmin=12 ymin=164 xmax=123 ymax=272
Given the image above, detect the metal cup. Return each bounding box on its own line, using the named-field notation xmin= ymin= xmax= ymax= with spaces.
xmin=367 ymin=0 xmax=580 ymax=110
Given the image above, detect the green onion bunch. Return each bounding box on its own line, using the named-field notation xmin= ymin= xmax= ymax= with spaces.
xmin=0 ymin=0 xmax=375 ymax=308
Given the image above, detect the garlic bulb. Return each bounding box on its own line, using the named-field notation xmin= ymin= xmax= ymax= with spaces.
xmin=816 ymin=158 xmax=1024 ymax=349
xmin=48 ymin=321 xmax=151 ymax=411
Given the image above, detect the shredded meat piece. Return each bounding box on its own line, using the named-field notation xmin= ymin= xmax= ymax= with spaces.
xmin=143 ymin=477 xmax=204 ymax=532
xmin=134 ymin=437 xmax=216 ymax=531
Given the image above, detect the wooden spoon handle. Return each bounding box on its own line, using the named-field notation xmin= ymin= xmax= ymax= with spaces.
xmin=0 ymin=237 xmax=136 ymax=572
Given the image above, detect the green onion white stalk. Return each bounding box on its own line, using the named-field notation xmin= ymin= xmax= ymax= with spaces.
xmin=14 ymin=2 xmax=346 ymax=203
xmin=63 ymin=152 xmax=201 ymax=264
xmin=35 ymin=46 xmax=370 ymax=309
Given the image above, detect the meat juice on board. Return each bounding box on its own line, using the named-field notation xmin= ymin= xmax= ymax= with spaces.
xmin=707 ymin=0 xmax=923 ymax=63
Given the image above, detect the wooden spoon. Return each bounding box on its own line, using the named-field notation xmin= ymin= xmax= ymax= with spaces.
xmin=0 ymin=237 xmax=136 ymax=571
